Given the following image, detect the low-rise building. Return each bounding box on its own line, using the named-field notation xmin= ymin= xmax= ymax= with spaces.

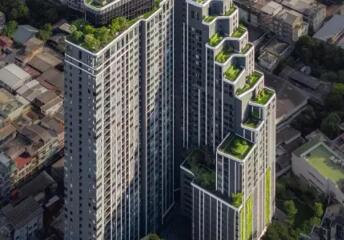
xmin=15 ymin=37 xmax=44 ymax=66
xmin=13 ymin=25 xmax=39 ymax=45
xmin=313 ymin=15 xmax=344 ymax=49
xmin=0 ymin=197 xmax=43 ymax=240
xmin=0 ymin=153 xmax=13 ymax=202
xmin=0 ymin=64 xmax=31 ymax=93
xmin=0 ymin=89 xmax=30 ymax=124
xmin=279 ymin=0 xmax=326 ymax=32
xmin=292 ymin=139 xmax=344 ymax=203
xmin=1 ymin=123 xmax=60 ymax=187
xmin=272 ymin=8 xmax=308 ymax=43
xmin=33 ymin=91 xmax=63 ymax=116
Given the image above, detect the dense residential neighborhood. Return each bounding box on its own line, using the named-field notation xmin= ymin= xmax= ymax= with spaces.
xmin=0 ymin=0 xmax=342 ymax=239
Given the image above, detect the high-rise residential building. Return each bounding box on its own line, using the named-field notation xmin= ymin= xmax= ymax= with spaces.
xmin=179 ymin=0 xmax=276 ymax=239
xmin=63 ymin=0 xmax=174 ymax=239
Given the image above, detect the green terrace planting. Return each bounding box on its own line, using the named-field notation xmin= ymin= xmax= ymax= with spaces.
xmin=203 ymin=16 xmax=215 ymax=23
xmin=220 ymin=135 xmax=253 ymax=160
xmin=231 ymin=24 xmax=246 ymax=38
xmin=265 ymin=168 xmax=271 ymax=225
xmin=231 ymin=192 xmax=243 ymax=208
xmin=224 ymin=65 xmax=242 ymax=81
xmin=252 ymin=88 xmax=274 ymax=105
xmin=243 ymin=114 xmax=260 ymax=128
xmin=68 ymin=1 xmax=160 ymax=52
xmin=215 ymin=46 xmax=233 ymax=63
xmin=241 ymin=43 xmax=252 ymax=54
xmin=209 ymin=33 xmax=224 ymax=47
xmin=184 ymin=149 xmax=216 ymax=189
xmin=236 ymin=71 xmax=262 ymax=95
xmin=225 ymin=5 xmax=237 ymax=16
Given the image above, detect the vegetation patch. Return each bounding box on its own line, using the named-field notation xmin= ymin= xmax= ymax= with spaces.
xmin=225 ymin=5 xmax=237 ymax=16
xmin=224 ymin=65 xmax=242 ymax=81
xmin=203 ymin=16 xmax=215 ymax=23
xmin=215 ymin=46 xmax=234 ymax=63
xmin=231 ymin=192 xmax=243 ymax=208
xmin=209 ymin=33 xmax=224 ymax=47
xmin=241 ymin=43 xmax=252 ymax=54
xmin=265 ymin=168 xmax=271 ymax=225
xmin=220 ymin=135 xmax=253 ymax=160
xmin=240 ymin=195 xmax=253 ymax=240
xmin=252 ymin=88 xmax=274 ymax=105
xmin=236 ymin=71 xmax=262 ymax=95
xmin=244 ymin=115 xmax=260 ymax=128
xmin=184 ymin=149 xmax=215 ymax=189
xmin=69 ymin=0 xmax=160 ymax=52
xmin=231 ymin=24 xmax=246 ymax=38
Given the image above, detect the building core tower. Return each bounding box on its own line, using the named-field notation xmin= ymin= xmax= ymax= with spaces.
xmin=180 ymin=0 xmax=276 ymax=239
xmin=64 ymin=0 xmax=174 ymax=239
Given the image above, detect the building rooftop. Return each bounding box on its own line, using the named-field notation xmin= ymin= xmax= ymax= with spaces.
xmin=17 ymin=80 xmax=48 ymax=102
xmin=276 ymin=8 xmax=303 ymax=25
xmin=0 ymin=64 xmax=31 ymax=91
xmin=219 ymin=134 xmax=254 ymax=160
xmin=261 ymin=1 xmax=283 ymax=16
xmin=36 ymin=68 xmax=64 ymax=95
xmin=15 ymin=171 xmax=56 ymax=203
xmin=1 ymin=197 xmax=42 ymax=229
xmin=0 ymin=89 xmax=29 ymax=119
xmin=313 ymin=15 xmax=344 ymax=49
xmin=13 ymin=25 xmax=39 ymax=44
xmin=295 ymin=141 xmax=344 ymax=185
xmin=305 ymin=144 xmax=344 ymax=184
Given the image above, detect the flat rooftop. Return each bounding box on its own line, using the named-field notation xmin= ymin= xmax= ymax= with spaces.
xmin=305 ymin=144 xmax=344 ymax=184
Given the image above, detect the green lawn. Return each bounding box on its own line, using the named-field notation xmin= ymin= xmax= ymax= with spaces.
xmin=231 ymin=25 xmax=246 ymax=38
xmin=306 ymin=145 xmax=344 ymax=184
xmin=203 ymin=16 xmax=215 ymax=23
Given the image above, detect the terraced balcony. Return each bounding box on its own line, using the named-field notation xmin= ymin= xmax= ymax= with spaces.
xmin=236 ymin=71 xmax=262 ymax=95
xmin=225 ymin=5 xmax=237 ymax=16
xmin=215 ymin=46 xmax=233 ymax=63
xmin=252 ymin=88 xmax=274 ymax=105
xmin=203 ymin=15 xmax=215 ymax=23
xmin=209 ymin=33 xmax=224 ymax=47
xmin=243 ymin=115 xmax=260 ymax=129
xmin=224 ymin=65 xmax=242 ymax=81
xmin=241 ymin=43 xmax=252 ymax=54
xmin=220 ymin=135 xmax=253 ymax=160
xmin=231 ymin=24 xmax=246 ymax=38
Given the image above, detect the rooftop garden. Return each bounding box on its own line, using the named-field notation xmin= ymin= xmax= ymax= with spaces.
xmin=243 ymin=114 xmax=260 ymax=128
xmin=215 ymin=46 xmax=233 ymax=63
xmin=231 ymin=192 xmax=243 ymax=208
xmin=184 ymin=149 xmax=216 ymax=189
xmin=236 ymin=71 xmax=262 ymax=95
xmin=225 ymin=5 xmax=237 ymax=16
xmin=203 ymin=15 xmax=215 ymax=23
xmin=68 ymin=0 xmax=160 ymax=52
xmin=220 ymin=135 xmax=253 ymax=160
xmin=306 ymin=144 xmax=344 ymax=184
xmin=231 ymin=24 xmax=246 ymax=38
xmin=224 ymin=65 xmax=242 ymax=81
xmin=241 ymin=43 xmax=252 ymax=54
xmin=209 ymin=33 xmax=224 ymax=47
xmin=252 ymin=88 xmax=274 ymax=105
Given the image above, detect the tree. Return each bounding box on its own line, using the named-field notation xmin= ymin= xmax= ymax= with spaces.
xmin=84 ymin=34 xmax=100 ymax=51
xmin=321 ymin=71 xmax=338 ymax=82
xmin=3 ymin=20 xmax=18 ymax=37
xmin=71 ymin=30 xmax=84 ymax=43
xmin=37 ymin=23 xmax=53 ymax=42
xmin=314 ymin=202 xmax=323 ymax=218
xmin=231 ymin=192 xmax=243 ymax=207
xmin=320 ymin=112 xmax=341 ymax=139
xmin=283 ymin=200 xmax=298 ymax=224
